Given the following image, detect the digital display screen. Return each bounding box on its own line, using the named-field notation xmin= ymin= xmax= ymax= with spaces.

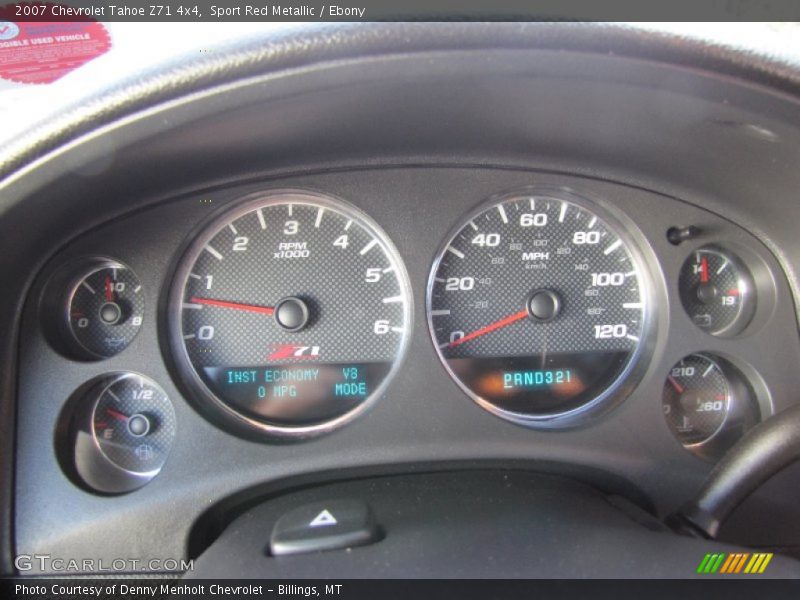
xmin=502 ymin=369 xmax=573 ymax=390
xmin=447 ymin=351 xmax=629 ymax=415
xmin=202 ymin=362 xmax=392 ymax=425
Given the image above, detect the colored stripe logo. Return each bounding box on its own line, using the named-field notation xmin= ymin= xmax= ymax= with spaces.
xmin=696 ymin=552 xmax=773 ymax=574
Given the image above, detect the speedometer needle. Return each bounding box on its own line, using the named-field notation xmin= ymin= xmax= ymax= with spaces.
xmin=448 ymin=309 xmax=529 ymax=348
xmin=190 ymin=297 xmax=275 ymax=315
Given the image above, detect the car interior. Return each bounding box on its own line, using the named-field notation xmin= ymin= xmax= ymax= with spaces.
xmin=2 ymin=21 xmax=800 ymax=580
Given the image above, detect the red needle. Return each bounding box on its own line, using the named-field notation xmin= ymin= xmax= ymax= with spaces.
xmin=190 ymin=296 xmax=275 ymax=316
xmin=105 ymin=276 xmax=113 ymax=302
xmin=700 ymin=257 xmax=709 ymax=284
xmin=106 ymin=408 xmax=128 ymax=421
xmin=448 ymin=309 xmax=529 ymax=348
xmin=667 ymin=376 xmax=684 ymax=394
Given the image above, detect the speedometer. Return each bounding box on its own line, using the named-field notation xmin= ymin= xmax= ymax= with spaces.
xmin=427 ymin=189 xmax=653 ymax=427
xmin=167 ymin=190 xmax=411 ymax=439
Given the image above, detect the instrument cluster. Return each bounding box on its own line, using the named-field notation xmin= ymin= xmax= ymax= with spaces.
xmin=32 ymin=176 xmax=784 ymax=494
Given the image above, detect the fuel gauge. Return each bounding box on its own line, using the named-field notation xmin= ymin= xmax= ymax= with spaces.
xmin=71 ymin=373 xmax=175 ymax=494
xmin=679 ymin=247 xmax=755 ymax=336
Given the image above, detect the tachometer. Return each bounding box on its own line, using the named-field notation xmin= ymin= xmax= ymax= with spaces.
xmin=427 ymin=189 xmax=653 ymax=427
xmin=167 ymin=190 xmax=411 ymax=439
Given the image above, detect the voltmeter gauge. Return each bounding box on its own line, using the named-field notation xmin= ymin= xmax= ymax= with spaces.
xmin=71 ymin=373 xmax=175 ymax=494
xmin=678 ymin=247 xmax=755 ymax=337
xmin=662 ymin=353 xmax=760 ymax=459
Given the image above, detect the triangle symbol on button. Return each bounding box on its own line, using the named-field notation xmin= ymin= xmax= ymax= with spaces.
xmin=309 ymin=509 xmax=338 ymax=528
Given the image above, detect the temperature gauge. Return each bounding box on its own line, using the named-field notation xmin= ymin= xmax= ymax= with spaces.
xmin=663 ymin=353 xmax=760 ymax=459
xmin=71 ymin=373 xmax=175 ymax=494
xmin=679 ymin=247 xmax=755 ymax=336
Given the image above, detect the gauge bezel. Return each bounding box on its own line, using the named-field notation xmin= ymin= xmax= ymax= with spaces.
xmin=679 ymin=245 xmax=756 ymax=338
xmin=426 ymin=186 xmax=658 ymax=429
xmin=165 ymin=189 xmax=413 ymax=441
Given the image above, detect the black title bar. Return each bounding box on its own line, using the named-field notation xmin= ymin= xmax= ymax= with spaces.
xmin=4 ymin=578 xmax=800 ymax=600
xmin=2 ymin=0 xmax=800 ymax=22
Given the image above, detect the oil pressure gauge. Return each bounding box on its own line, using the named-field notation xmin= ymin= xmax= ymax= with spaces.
xmin=679 ymin=247 xmax=755 ymax=337
xmin=44 ymin=258 xmax=145 ymax=359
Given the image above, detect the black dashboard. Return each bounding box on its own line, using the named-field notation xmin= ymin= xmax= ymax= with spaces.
xmin=4 ymin=23 xmax=800 ymax=579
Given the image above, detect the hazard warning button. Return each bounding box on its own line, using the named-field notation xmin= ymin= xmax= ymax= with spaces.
xmin=270 ymin=500 xmax=379 ymax=556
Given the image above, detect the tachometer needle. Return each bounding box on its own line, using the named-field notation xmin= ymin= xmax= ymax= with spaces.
xmin=190 ymin=296 xmax=275 ymax=315
xmin=105 ymin=276 xmax=114 ymax=302
xmin=448 ymin=309 xmax=529 ymax=348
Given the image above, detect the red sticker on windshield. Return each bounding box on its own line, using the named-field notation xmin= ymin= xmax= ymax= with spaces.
xmin=0 ymin=15 xmax=110 ymax=84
